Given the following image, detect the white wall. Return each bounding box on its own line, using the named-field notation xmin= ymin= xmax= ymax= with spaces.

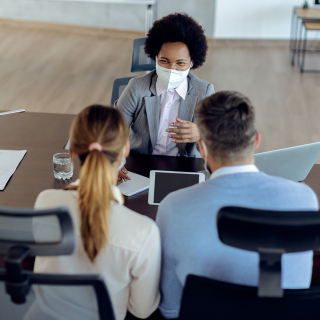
xmin=1 ymin=0 xmax=318 ymax=39
xmin=214 ymin=0 xmax=318 ymax=39
xmin=0 ymin=0 xmax=216 ymax=37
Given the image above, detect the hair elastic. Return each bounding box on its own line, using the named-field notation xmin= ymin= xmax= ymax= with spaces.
xmin=88 ymin=142 xmax=102 ymax=152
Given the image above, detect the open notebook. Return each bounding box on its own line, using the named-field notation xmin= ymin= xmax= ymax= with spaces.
xmin=118 ymin=171 xmax=149 ymax=197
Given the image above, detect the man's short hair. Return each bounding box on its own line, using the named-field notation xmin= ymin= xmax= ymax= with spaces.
xmin=195 ymin=91 xmax=257 ymax=161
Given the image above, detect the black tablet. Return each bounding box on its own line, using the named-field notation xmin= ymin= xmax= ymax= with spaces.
xmin=148 ymin=170 xmax=205 ymax=205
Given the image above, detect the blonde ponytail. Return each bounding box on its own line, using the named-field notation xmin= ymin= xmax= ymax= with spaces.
xmin=68 ymin=105 xmax=129 ymax=263
xmin=78 ymin=150 xmax=114 ymax=262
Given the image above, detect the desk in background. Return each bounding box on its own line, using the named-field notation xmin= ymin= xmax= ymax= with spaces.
xmin=1 ymin=111 xmax=320 ymax=285
xmin=290 ymin=7 xmax=320 ymax=66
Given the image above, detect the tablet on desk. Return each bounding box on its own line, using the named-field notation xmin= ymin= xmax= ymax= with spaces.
xmin=148 ymin=170 xmax=205 ymax=205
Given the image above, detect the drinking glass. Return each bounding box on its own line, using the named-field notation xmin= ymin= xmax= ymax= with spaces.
xmin=53 ymin=153 xmax=73 ymax=180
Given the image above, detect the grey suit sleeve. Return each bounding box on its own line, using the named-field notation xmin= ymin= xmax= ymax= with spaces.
xmin=205 ymin=83 xmax=215 ymax=97
xmin=156 ymin=200 xmax=183 ymax=319
xmin=114 ymin=78 xmax=139 ymax=127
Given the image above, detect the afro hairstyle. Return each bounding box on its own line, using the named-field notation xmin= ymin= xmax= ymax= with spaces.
xmin=144 ymin=13 xmax=207 ymax=69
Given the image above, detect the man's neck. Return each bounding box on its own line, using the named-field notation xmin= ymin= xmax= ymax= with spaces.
xmin=208 ymin=156 xmax=255 ymax=174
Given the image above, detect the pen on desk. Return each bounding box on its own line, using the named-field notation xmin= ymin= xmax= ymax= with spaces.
xmin=0 ymin=109 xmax=25 ymax=116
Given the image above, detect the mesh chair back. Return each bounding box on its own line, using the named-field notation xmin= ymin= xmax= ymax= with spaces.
xmin=0 ymin=206 xmax=75 ymax=256
xmin=0 ymin=280 xmax=36 ymax=320
xmin=111 ymin=77 xmax=135 ymax=106
xmin=180 ymin=274 xmax=320 ymax=320
xmin=217 ymin=206 xmax=320 ymax=253
xmin=218 ymin=206 xmax=320 ymax=297
xmin=131 ymin=38 xmax=156 ymax=73
xmin=0 ymin=271 xmax=115 ymax=320
xmin=0 ymin=207 xmax=115 ymax=320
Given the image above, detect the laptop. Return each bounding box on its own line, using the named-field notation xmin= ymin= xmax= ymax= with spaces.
xmin=254 ymin=142 xmax=320 ymax=182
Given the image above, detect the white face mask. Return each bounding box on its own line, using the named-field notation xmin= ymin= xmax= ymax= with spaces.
xmin=156 ymin=59 xmax=192 ymax=91
xmin=118 ymin=146 xmax=126 ymax=171
xmin=201 ymin=141 xmax=211 ymax=176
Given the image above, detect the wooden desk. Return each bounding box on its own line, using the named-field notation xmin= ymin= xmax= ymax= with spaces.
xmin=1 ymin=111 xmax=320 ymax=285
xmin=0 ymin=112 xmax=77 ymax=207
xmin=0 ymin=112 xmax=73 ymax=149
xmin=290 ymin=7 xmax=320 ymax=66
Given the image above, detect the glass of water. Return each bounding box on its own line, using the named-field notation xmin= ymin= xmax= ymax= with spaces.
xmin=53 ymin=153 xmax=73 ymax=180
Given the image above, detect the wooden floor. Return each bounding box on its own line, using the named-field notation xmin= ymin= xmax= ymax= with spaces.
xmin=0 ymin=20 xmax=320 ymax=155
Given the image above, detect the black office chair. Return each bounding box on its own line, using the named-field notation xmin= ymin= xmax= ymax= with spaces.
xmin=179 ymin=206 xmax=320 ymax=320
xmin=0 ymin=206 xmax=115 ymax=320
xmin=131 ymin=38 xmax=156 ymax=73
xmin=111 ymin=77 xmax=135 ymax=106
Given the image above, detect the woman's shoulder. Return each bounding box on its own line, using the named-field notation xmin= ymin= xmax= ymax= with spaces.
xmin=109 ymin=202 xmax=159 ymax=250
xmin=35 ymin=189 xmax=77 ymax=209
xmin=188 ymin=73 xmax=214 ymax=97
xmin=188 ymin=72 xmax=212 ymax=88
xmin=111 ymin=202 xmax=157 ymax=231
xmin=127 ymin=70 xmax=156 ymax=92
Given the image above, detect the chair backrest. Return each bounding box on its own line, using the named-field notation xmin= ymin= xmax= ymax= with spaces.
xmin=0 ymin=270 xmax=115 ymax=320
xmin=0 ymin=206 xmax=115 ymax=320
xmin=217 ymin=206 xmax=320 ymax=297
xmin=131 ymin=38 xmax=156 ymax=73
xmin=180 ymin=274 xmax=320 ymax=320
xmin=179 ymin=206 xmax=320 ymax=319
xmin=111 ymin=77 xmax=135 ymax=106
xmin=0 ymin=206 xmax=75 ymax=257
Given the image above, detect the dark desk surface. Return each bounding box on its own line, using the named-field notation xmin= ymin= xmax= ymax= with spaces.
xmin=1 ymin=111 xmax=320 ymax=285
xmin=0 ymin=112 xmax=74 ymax=149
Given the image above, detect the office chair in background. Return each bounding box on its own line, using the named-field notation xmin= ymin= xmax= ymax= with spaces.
xmin=0 ymin=206 xmax=115 ymax=320
xmin=131 ymin=38 xmax=156 ymax=73
xmin=111 ymin=77 xmax=135 ymax=106
xmin=179 ymin=206 xmax=320 ymax=320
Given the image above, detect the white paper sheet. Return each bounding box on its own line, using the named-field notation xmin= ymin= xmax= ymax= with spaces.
xmin=0 ymin=150 xmax=27 ymax=190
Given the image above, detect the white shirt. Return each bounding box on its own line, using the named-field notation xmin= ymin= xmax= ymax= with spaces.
xmin=210 ymin=164 xmax=259 ymax=180
xmin=33 ymin=182 xmax=161 ymax=320
xmin=152 ymin=78 xmax=188 ymax=156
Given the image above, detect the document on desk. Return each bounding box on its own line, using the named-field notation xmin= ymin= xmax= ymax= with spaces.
xmin=0 ymin=150 xmax=27 ymax=190
xmin=118 ymin=171 xmax=149 ymax=197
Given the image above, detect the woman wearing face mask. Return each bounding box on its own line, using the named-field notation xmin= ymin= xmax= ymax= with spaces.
xmin=28 ymin=105 xmax=161 ymax=320
xmin=115 ymin=13 xmax=214 ymax=167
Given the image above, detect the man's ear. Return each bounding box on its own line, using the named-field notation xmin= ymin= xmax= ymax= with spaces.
xmin=197 ymin=140 xmax=206 ymax=160
xmin=254 ymin=132 xmax=261 ymax=150
xmin=125 ymin=140 xmax=130 ymax=157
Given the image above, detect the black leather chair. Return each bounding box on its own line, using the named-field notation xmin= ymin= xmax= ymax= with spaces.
xmin=179 ymin=206 xmax=320 ymax=320
xmin=131 ymin=38 xmax=156 ymax=73
xmin=0 ymin=206 xmax=115 ymax=320
xmin=111 ymin=77 xmax=135 ymax=106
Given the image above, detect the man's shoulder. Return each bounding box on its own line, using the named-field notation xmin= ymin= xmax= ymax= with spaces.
xmin=159 ymin=179 xmax=210 ymax=210
xmin=248 ymin=171 xmax=316 ymax=193
xmin=160 ymin=171 xmax=318 ymax=210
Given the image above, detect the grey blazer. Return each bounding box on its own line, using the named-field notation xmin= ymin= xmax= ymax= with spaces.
xmin=115 ymin=70 xmax=215 ymax=157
